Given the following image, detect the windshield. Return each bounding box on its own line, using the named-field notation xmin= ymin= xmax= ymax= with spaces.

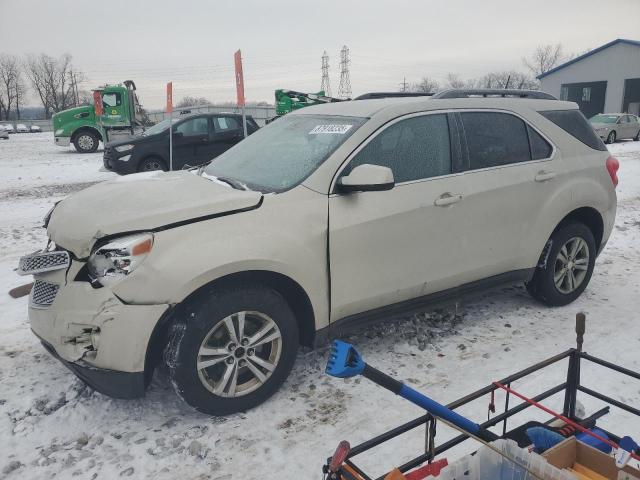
xmin=202 ymin=114 xmax=365 ymax=192
xmin=143 ymin=117 xmax=179 ymax=136
xmin=590 ymin=114 xmax=618 ymax=124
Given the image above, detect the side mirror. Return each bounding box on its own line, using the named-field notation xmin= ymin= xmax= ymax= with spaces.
xmin=337 ymin=164 xmax=395 ymax=193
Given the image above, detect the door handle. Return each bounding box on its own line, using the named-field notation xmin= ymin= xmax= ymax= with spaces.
xmin=535 ymin=170 xmax=556 ymax=182
xmin=434 ymin=193 xmax=463 ymax=207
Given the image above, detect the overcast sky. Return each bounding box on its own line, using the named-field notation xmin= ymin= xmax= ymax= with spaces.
xmin=1 ymin=0 xmax=639 ymax=109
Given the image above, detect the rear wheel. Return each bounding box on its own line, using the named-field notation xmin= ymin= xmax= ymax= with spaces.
xmin=525 ymin=222 xmax=596 ymax=306
xmin=138 ymin=156 xmax=167 ymax=172
xmin=73 ymin=130 xmax=99 ymax=153
xmin=165 ymin=285 xmax=299 ymax=415
xmin=606 ymin=131 xmax=616 ymax=144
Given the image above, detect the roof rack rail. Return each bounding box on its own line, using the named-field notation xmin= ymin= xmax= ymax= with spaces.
xmin=354 ymin=92 xmax=435 ymax=100
xmin=432 ymin=89 xmax=557 ymax=100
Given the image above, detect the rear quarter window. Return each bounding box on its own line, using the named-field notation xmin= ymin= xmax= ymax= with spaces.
xmin=539 ymin=110 xmax=607 ymax=151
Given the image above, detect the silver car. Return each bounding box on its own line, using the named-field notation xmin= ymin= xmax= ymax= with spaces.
xmin=0 ymin=128 xmax=8 ymax=140
xmin=590 ymin=113 xmax=640 ymax=144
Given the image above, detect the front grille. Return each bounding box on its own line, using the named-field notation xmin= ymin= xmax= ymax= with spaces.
xmin=31 ymin=280 xmax=59 ymax=307
xmin=18 ymin=250 xmax=70 ymax=275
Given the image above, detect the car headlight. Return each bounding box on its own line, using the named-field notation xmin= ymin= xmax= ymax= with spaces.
xmin=115 ymin=144 xmax=135 ymax=153
xmin=55 ymin=129 xmax=64 ymax=135
xmin=87 ymin=233 xmax=153 ymax=287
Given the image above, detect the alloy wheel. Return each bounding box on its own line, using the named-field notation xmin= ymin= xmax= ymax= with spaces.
xmin=553 ymin=236 xmax=590 ymax=294
xmin=143 ymin=160 xmax=162 ymax=171
xmin=196 ymin=311 xmax=282 ymax=398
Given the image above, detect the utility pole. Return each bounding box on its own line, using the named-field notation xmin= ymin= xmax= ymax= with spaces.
xmin=320 ymin=51 xmax=332 ymax=97
xmin=399 ymin=77 xmax=409 ymax=92
xmin=337 ymin=45 xmax=352 ymax=100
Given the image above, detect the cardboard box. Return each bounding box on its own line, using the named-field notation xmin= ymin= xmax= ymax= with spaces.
xmin=543 ymin=437 xmax=640 ymax=480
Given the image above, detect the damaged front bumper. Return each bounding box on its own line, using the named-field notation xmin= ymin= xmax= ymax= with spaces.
xmin=24 ymin=254 xmax=169 ymax=398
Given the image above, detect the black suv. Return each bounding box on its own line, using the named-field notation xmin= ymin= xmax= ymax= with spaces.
xmin=103 ymin=113 xmax=259 ymax=174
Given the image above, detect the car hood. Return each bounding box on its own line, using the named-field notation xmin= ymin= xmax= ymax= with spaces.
xmin=48 ymin=171 xmax=263 ymax=258
xmin=105 ymin=132 xmax=156 ymax=148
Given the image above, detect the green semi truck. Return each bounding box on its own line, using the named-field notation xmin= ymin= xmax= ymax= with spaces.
xmin=274 ymin=89 xmax=342 ymax=117
xmin=53 ymin=80 xmax=147 ymax=153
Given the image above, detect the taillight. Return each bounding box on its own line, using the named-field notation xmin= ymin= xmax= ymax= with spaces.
xmin=606 ymin=156 xmax=619 ymax=188
xmin=328 ymin=440 xmax=351 ymax=473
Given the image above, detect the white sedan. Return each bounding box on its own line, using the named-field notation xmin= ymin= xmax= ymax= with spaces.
xmin=16 ymin=123 xmax=29 ymax=133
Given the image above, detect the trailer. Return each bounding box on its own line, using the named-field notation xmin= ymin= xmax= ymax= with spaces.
xmin=323 ymin=314 xmax=640 ymax=480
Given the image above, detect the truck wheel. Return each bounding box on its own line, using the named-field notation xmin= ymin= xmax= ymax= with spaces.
xmin=165 ymin=284 xmax=299 ymax=415
xmin=138 ymin=157 xmax=167 ymax=172
xmin=525 ymin=222 xmax=596 ymax=307
xmin=73 ymin=130 xmax=99 ymax=153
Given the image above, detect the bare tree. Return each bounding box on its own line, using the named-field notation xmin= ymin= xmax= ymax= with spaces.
xmin=444 ymin=73 xmax=468 ymax=89
xmin=176 ymin=96 xmax=212 ymax=108
xmin=523 ymin=43 xmax=565 ymax=77
xmin=475 ymin=70 xmax=538 ymax=90
xmin=24 ymin=53 xmax=82 ymax=118
xmin=412 ymin=76 xmax=440 ymax=93
xmin=0 ymin=54 xmax=24 ymax=120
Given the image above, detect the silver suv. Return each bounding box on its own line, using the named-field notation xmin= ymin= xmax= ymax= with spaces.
xmin=19 ymin=90 xmax=618 ymax=415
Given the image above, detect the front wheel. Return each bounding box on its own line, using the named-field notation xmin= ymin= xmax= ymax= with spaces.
xmin=606 ymin=131 xmax=616 ymax=144
xmin=166 ymin=285 xmax=299 ymax=415
xmin=138 ymin=156 xmax=167 ymax=172
xmin=73 ymin=130 xmax=99 ymax=153
xmin=526 ymin=223 xmax=596 ymax=306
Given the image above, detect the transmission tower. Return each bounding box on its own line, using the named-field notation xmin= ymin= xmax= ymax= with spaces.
xmin=337 ymin=45 xmax=352 ymax=99
xmin=320 ymin=51 xmax=332 ymax=97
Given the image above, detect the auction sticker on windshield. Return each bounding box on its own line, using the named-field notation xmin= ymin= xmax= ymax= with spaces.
xmin=309 ymin=124 xmax=353 ymax=134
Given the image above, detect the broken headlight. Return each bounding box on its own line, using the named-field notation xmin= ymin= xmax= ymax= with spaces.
xmin=87 ymin=233 xmax=153 ymax=287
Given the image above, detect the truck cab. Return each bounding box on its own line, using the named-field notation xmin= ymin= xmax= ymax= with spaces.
xmin=53 ymin=80 xmax=146 ymax=153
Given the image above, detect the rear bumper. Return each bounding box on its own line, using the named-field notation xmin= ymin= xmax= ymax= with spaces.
xmin=55 ymin=136 xmax=71 ymax=147
xmin=37 ymin=335 xmax=146 ymax=399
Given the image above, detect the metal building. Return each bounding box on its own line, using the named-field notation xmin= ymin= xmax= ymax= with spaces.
xmin=538 ymin=38 xmax=640 ymax=118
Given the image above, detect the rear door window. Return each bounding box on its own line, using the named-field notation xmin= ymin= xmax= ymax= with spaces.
xmin=539 ymin=110 xmax=607 ymax=151
xmin=348 ymin=113 xmax=451 ymax=183
xmin=461 ymin=112 xmax=531 ymax=169
xmin=214 ymin=116 xmax=240 ymax=132
xmin=527 ymin=125 xmax=553 ymax=160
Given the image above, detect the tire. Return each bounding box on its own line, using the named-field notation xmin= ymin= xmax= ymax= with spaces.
xmin=73 ymin=130 xmax=99 ymax=153
xmin=138 ymin=156 xmax=167 ymax=172
xmin=605 ymin=130 xmax=616 ymax=144
xmin=165 ymin=284 xmax=299 ymax=415
xmin=525 ymin=222 xmax=596 ymax=307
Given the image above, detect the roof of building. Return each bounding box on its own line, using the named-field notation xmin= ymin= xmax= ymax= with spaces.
xmin=537 ymin=38 xmax=640 ymax=80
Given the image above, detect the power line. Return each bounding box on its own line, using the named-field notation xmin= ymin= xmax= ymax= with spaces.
xmin=320 ymin=51 xmax=332 ymax=97
xmin=399 ymin=76 xmax=409 ymax=92
xmin=337 ymin=45 xmax=352 ymax=100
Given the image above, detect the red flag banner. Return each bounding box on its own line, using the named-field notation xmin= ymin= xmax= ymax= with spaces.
xmin=93 ymin=91 xmax=103 ymax=116
xmin=166 ymin=82 xmax=173 ymax=113
xmin=234 ymin=50 xmax=245 ymax=107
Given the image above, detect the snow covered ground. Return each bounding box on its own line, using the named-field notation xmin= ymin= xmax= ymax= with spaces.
xmin=1 ymin=132 xmax=639 ymax=479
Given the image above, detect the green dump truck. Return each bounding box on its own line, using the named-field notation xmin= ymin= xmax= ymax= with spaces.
xmin=53 ymin=80 xmax=146 ymax=153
